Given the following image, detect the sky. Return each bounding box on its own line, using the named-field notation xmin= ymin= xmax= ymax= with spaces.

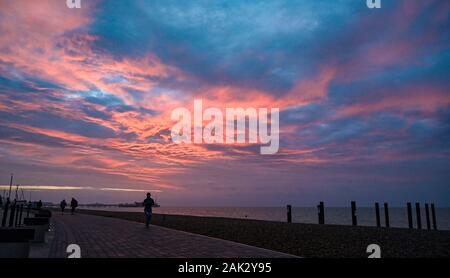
xmin=0 ymin=0 xmax=449 ymax=206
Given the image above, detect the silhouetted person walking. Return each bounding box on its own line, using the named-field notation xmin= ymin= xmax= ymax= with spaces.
xmin=143 ymin=193 xmax=155 ymax=228
xmin=37 ymin=200 xmax=43 ymax=210
xmin=60 ymin=199 xmax=67 ymax=215
xmin=70 ymin=198 xmax=78 ymax=215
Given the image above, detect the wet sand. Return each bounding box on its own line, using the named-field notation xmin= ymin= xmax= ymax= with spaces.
xmin=77 ymin=209 xmax=450 ymax=258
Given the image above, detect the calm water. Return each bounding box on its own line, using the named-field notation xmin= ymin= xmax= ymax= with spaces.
xmin=82 ymin=206 xmax=450 ymax=230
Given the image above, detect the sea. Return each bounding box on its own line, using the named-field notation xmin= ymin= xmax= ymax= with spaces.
xmin=82 ymin=206 xmax=450 ymax=230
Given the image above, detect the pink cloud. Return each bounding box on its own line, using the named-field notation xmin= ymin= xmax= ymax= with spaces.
xmin=339 ymin=85 xmax=450 ymax=117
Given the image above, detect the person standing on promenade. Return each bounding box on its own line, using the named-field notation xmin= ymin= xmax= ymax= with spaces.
xmin=143 ymin=192 xmax=155 ymax=228
xmin=60 ymin=199 xmax=67 ymax=215
xmin=70 ymin=198 xmax=78 ymax=215
xmin=37 ymin=200 xmax=43 ymax=210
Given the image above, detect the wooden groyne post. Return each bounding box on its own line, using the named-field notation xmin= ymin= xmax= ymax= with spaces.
xmin=431 ymin=203 xmax=437 ymax=230
xmin=351 ymin=201 xmax=357 ymax=226
xmin=415 ymin=202 xmax=422 ymax=229
xmin=318 ymin=202 xmax=325 ymax=224
xmin=375 ymin=202 xmax=381 ymax=227
xmin=407 ymin=202 xmax=413 ymax=229
xmin=286 ymin=205 xmax=292 ymax=223
xmin=425 ymin=203 xmax=431 ymax=230
xmin=384 ymin=202 xmax=390 ymax=228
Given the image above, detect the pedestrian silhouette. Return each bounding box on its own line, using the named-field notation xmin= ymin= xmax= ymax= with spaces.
xmin=70 ymin=198 xmax=78 ymax=215
xmin=60 ymin=199 xmax=67 ymax=215
xmin=143 ymin=193 xmax=155 ymax=228
xmin=37 ymin=200 xmax=43 ymax=210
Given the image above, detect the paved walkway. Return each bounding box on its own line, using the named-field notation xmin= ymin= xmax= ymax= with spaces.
xmin=48 ymin=213 xmax=295 ymax=258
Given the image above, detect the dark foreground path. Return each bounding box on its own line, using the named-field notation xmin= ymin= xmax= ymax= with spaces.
xmin=48 ymin=213 xmax=296 ymax=258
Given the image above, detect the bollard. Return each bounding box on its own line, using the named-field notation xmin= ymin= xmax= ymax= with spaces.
xmin=415 ymin=202 xmax=422 ymax=229
xmin=1 ymin=200 xmax=9 ymax=227
xmin=407 ymin=202 xmax=413 ymax=229
xmin=8 ymin=203 xmax=16 ymax=227
xmin=431 ymin=203 xmax=437 ymax=230
xmin=425 ymin=203 xmax=431 ymax=230
xmin=384 ymin=203 xmax=390 ymax=228
xmin=351 ymin=201 xmax=357 ymax=226
xmin=318 ymin=202 xmax=325 ymax=224
xmin=375 ymin=203 xmax=381 ymax=227
xmin=286 ymin=205 xmax=292 ymax=223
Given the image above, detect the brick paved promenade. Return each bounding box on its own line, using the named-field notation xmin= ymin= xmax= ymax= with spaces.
xmin=47 ymin=213 xmax=296 ymax=258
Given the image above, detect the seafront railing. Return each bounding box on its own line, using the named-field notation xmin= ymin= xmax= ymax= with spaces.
xmin=0 ymin=199 xmax=53 ymax=258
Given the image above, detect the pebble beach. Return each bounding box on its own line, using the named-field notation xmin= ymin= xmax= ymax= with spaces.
xmin=77 ymin=209 xmax=450 ymax=258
